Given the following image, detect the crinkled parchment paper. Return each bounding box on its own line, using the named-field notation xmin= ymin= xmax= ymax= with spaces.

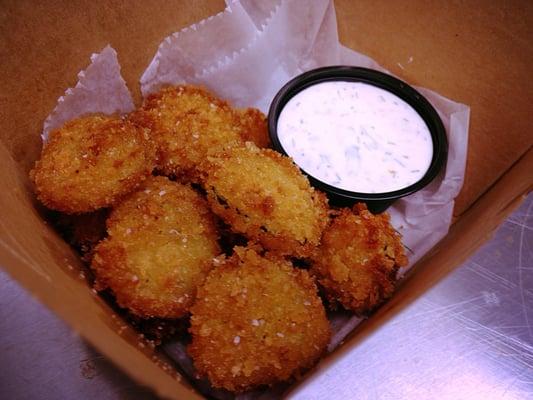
xmin=42 ymin=45 xmax=134 ymax=142
xmin=42 ymin=0 xmax=470 ymax=398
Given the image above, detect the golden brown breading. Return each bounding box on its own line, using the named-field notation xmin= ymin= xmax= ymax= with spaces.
xmin=202 ymin=143 xmax=328 ymax=257
xmin=234 ymin=107 xmax=271 ymax=148
xmin=188 ymin=246 xmax=330 ymax=392
xmin=91 ymin=176 xmax=220 ymax=318
xmin=311 ymin=204 xmax=408 ymax=315
xmin=30 ymin=115 xmax=156 ymax=214
xmin=130 ymin=85 xmax=269 ymax=182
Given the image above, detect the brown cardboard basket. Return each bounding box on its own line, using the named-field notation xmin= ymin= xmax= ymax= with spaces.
xmin=1 ymin=1 xmax=531 ymax=399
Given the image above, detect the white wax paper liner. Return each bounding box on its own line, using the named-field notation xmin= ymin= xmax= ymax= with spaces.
xmin=140 ymin=0 xmax=258 ymax=97
xmin=193 ymin=0 xmax=339 ymax=112
xmin=42 ymin=45 xmax=134 ymax=142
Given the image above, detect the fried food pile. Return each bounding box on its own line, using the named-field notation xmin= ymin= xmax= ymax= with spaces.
xmin=30 ymin=84 xmax=407 ymax=393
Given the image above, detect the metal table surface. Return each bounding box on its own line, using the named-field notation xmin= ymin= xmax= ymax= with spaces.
xmin=1 ymin=193 xmax=532 ymax=400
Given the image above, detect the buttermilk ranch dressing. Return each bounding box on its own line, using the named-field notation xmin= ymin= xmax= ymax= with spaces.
xmin=277 ymin=81 xmax=434 ymax=194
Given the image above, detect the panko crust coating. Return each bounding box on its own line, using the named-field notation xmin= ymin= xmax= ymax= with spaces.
xmin=91 ymin=176 xmax=220 ymax=318
xmin=203 ymin=143 xmax=328 ymax=257
xmin=233 ymin=107 xmax=270 ymax=149
xmin=311 ymin=204 xmax=408 ymax=315
xmin=188 ymin=246 xmax=330 ymax=392
xmin=130 ymin=85 xmax=269 ymax=181
xmin=30 ymin=114 xmax=156 ymax=214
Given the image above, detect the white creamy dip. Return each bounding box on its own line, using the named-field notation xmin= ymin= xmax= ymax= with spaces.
xmin=277 ymin=81 xmax=434 ymax=193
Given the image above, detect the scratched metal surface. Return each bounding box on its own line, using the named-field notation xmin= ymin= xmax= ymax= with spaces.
xmin=0 ymin=193 xmax=531 ymax=399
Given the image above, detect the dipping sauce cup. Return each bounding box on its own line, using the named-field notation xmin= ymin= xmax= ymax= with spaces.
xmin=268 ymin=66 xmax=448 ymax=213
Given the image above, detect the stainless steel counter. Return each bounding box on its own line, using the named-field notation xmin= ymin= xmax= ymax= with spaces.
xmin=1 ymin=194 xmax=531 ymax=399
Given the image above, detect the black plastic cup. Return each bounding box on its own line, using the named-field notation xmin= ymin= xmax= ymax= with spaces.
xmin=268 ymin=66 xmax=448 ymax=213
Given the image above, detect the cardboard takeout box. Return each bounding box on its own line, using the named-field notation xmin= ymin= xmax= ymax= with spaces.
xmin=1 ymin=0 xmax=531 ymax=398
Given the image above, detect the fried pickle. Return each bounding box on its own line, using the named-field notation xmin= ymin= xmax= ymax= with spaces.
xmin=30 ymin=115 xmax=156 ymax=214
xmin=311 ymin=204 xmax=408 ymax=314
xmin=203 ymin=143 xmax=328 ymax=257
xmin=234 ymin=107 xmax=270 ymax=148
xmin=188 ymin=246 xmax=330 ymax=392
xmin=130 ymin=85 xmax=269 ymax=181
xmin=91 ymin=176 xmax=220 ymax=318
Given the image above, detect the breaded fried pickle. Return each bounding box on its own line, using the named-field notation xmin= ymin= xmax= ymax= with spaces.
xmin=311 ymin=204 xmax=408 ymax=314
xmin=189 ymin=246 xmax=330 ymax=392
xmin=233 ymin=107 xmax=270 ymax=148
xmin=30 ymin=115 xmax=156 ymax=214
xmin=203 ymin=143 xmax=328 ymax=257
xmin=131 ymin=85 xmax=269 ymax=181
xmin=91 ymin=176 xmax=220 ymax=318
